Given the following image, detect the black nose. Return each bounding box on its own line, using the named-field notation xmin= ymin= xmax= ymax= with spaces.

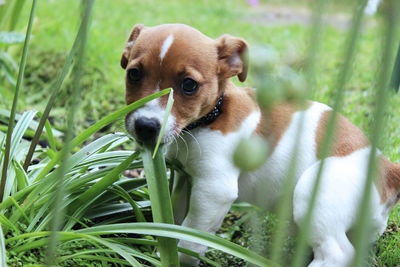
xmin=134 ymin=117 xmax=161 ymax=143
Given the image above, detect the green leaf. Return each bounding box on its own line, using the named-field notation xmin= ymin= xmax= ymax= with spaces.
xmin=67 ymin=151 xmax=140 ymax=221
xmin=142 ymin=145 xmax=180 ymax=266
xmin=0 ymin=0 xmax=37 ymax=202
xmin=109 ymin=184 xmax=146 ymax=222
xmin=37 ymin=112 xmax=57 ymax=152
xmin=9 ymin=232 xmax=144 ymax=267
xmin=153 ymin=88 xmax=174 ymax=158
xmin=77 ymin=223 xmax=279 ymax=267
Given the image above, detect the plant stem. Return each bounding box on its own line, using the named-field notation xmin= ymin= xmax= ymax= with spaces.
xmin=351 ymin=1 xmax=400 ymax=266
xmin=291 ymin=0 xmax=367 ymax=265
xmin=22 ymin=0 xmax=92 ymax=171
xmin=46 ymin=0 xmax=94 ymax=264
xmin=142 ymin=144 xmax=180 ymax=267
xmin=0 ymin=0 xmax=37 ymax=202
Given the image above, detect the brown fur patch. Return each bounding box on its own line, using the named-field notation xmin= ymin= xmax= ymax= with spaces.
xmin=208 ymin=82 xmax=257 ymax=134
xmin=315 ymin=110 xmax=370 ymax=158
xmin=255 ymin=102 xmax=310 ymax=151
xmin=123 ymin=24 xmax=227 ymax=130
xmin=377 ymin=156 xmax=400 ymax=203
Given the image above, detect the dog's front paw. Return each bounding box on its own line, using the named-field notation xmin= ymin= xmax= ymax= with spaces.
xmin=178 ymin=240 xmax=207 ymax=266
xmin=179 ymin=252 xmax=200 ymax=267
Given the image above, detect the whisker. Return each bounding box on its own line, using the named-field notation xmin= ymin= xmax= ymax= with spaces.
xmin=182 ymin=129 xmax=202 ymax=157
xmin=173 ymin=130 xmax=179 ymax=159
xmin=177 ymin=132 xmax=189 ymax=163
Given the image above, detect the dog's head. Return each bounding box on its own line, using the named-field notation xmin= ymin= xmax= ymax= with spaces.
xmin=122 ymin=24 xmax=248 ymax=144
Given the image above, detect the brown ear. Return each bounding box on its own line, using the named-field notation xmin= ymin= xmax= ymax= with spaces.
xmin=216 ymin=34 xmax=249 ymax=82
xmin=121 ymin=24 xmax=145 ymax=69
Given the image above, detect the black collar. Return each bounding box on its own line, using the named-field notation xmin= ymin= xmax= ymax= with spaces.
xmin=184 ymin=94 xmax=224 ymax=131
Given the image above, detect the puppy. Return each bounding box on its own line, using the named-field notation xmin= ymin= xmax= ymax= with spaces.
xmin=122 ymin=24 xmax=400 ymax=266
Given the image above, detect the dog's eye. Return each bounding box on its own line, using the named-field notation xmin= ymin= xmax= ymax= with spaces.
xmin=127 ymin=68 xmax=142 ymax=83
xmin=181 ymin=78 xmax=199 ymax=95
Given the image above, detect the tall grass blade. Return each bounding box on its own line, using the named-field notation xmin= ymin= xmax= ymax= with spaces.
xmin=67 ymin=151 xmax=139 ymax=219
xmin=109 ymin=184 xmax=147 ymax=222
xmin=291 ymin=0 xmax=368 ymax=266
xmin=22 ymin=0 xmax=97 ymax=171
xmin=46 ymin=0 xmax=94 ymax=264
xmin=153 ymin=88 xmax=174 ymax=158
xmin=391 ymin=42 xmax=400 ymax=92
xmin=8 ymin=232 xmax=155 ymax=266
xmin=142 ymin=144 xmax=180 ymax=266
xmin=0 ymin=0 xmax=37 ymax=202
xmin=270 ymin=1 xmax=327 ymax=263
xmin=351 ymin=2 xmax=400 ymax=266
xmin=77 ymin=222 xmax=281 ymax=267
xmin=37 ymin=112 xmax=57 ymax=152
xmin=8 ymin=0 xmax=26 ymax=31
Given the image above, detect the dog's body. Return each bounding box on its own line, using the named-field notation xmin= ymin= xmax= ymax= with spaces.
xmin=122 ymin=24 xmax=400 ymax=266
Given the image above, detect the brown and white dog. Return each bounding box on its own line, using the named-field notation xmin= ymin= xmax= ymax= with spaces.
xmin=122 ymin=24 xmax=400 ymax=266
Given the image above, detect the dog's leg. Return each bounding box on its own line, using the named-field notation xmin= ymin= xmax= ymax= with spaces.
xmin=308 ymin=234 xmax=354 ymax=267
xmin=178 ymin=165 xmax=240 ymax=265
xmin=293 ymin=159 xmax=356 ymax=267
xmin=293 ymin=148 xmax=387 ymax=267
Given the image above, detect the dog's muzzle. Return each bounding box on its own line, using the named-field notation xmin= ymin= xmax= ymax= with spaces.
xmin=134 ymin=117 xmax=161 ymax=144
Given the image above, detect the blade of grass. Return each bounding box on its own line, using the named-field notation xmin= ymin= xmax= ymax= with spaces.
xmin=0 ymin=0 xmax=37 ymax=202
xmin=5 ymin=134 xmax=126 ymax=227
xmin=291 ymin=0 xmax=368 ymax=266
xmin=10 ymin=232 xmax=143 ymax=266
xmin=0 ymin=213 xmax=20 ymax=233
xmin=351 ymin=1 xmax=400 ymax=266
xmin=153 ymin=88 xmax=174 ymax=158
xmin=390 ymin=42 xmax=400 ymax=92
xmin=66 ymin=151 xmax=139 ymax=223
xmin=22 ymin=0 xmax=96 ymax=171
xmin=270 ymin=1 xmax=327 ymax=263
xmin=8 ymin=0 xmax=26 ymax=31
xmin=113 ymin=238 xmax=222 ymax=267
xmin=46 ymin=1 xmax=94 ymax=264
xmin=109 ymin=184 xmax=146 ymax=222
xmin=142 ymin=144 xmax=180 ymax=267
xmin=38 ymin=112 xmax=57 ymax=152
xmin=77 ymin=222 xmax=280 ymax=267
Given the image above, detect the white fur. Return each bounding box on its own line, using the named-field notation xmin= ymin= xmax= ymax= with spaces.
xmin=125 ymin=97 xmax=176 ymax=143
xmin=167 ymin=111 xmax=260 ymax=265
xmin=293 ymin=147 xmax=388 ymax=267
xmin=160 ymin=34 xmax=174 ymax=63
xmin=238 ymin=102 xmax=331 ymax=209
xmin=365 ymin=0 xmax=381 ymax=15
xmin=165 ymin=102 xmax=390 ymax=266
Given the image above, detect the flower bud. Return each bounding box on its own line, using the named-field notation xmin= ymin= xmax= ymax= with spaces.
xmin=233 ymin=135 xmax=269 ymax=171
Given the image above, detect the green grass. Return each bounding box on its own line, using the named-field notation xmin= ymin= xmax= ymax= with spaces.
xmin=2 ymin=0 xmax=400 ymax=266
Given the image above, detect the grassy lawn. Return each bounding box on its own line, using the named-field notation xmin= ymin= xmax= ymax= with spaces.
xmin=2 ymin=0 xmax=400 ymax=265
